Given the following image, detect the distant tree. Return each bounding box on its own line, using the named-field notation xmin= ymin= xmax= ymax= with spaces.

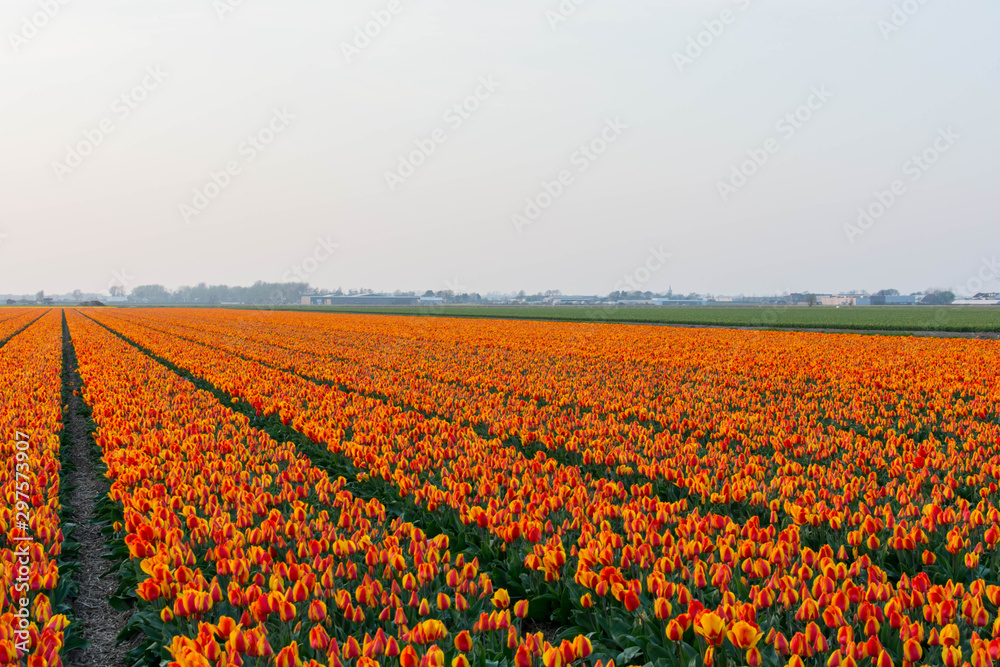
xmin=877 ymin=289 xmax=900 ymax=297
xmin=165 ymin=281 xmax=306 ymax=305
xmin=922 ymin=290 xmax=955 ymax=305
xmin=35 ymin=290 xmax=44 ymax=302
xmin=130 ymin=285 xmax=171 ymax=303
xmin=72 ymin=289 xmax=83 ymax=301
xmin=806 ymin=293 xmax=818 ymax=307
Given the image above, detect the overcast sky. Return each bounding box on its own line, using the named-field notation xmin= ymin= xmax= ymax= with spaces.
xmin=1 ymin=0 xmax=998 ymax=297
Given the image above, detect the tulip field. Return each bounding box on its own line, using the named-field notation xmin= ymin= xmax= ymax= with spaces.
xmin=2 ymin=308 xmax=1000 ymax=667
xmin=0 ymin=310 xmax=73 ymax=666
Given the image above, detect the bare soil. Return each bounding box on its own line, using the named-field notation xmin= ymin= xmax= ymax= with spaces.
xmin=63 ymin=319 xmax=137 ymax=667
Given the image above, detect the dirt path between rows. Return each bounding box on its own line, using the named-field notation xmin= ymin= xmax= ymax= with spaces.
xmin=63 ymin=314 xmax=134 ymax=667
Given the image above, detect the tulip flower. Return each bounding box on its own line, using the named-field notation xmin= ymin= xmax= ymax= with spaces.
xmin=454 ymin=631 xmax=473 ymax=653
xmin=695 ymin=612 xmax=726 ymax=647
xmin=942 ymin=645 xmax=963 ymax=667
xmin=275 ymin=642 xmax=301 ymax=667
xmin=514 ymin=645 xmax=533 ymax=667
xmin=720 ymin=620 xmax=754 ymax=653
xmin=542 ymin=647 xmax=564 ymax=667
xmin=492 ymin=589 xmax=511 ymax=609
xmin=400 ymin=646 xmax=419 ymax=667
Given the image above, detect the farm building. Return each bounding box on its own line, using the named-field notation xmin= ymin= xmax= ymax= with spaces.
xmin=552 ymin=295 xmax=602 ymax=305
xmin=651 ymin=298 xmax=708 ymax=306
xmin=302 ymin=295 xmax=421 ymax=306
xmin=857 ymin=294 xmax=924 ymax=306
xmin=954 ymin=293 xmax=1000 ymax=306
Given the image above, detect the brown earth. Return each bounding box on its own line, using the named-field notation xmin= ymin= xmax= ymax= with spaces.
xmin=63 ymin=318 xmax=138 ymax=667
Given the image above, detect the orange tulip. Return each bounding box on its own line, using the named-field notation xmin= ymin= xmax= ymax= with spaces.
xmin=455 ymin=631 xmax=473 ymax=653
xmin=695 ymin=612 xmax=726 ymax=647
xmin=514 ymin=645 xmax=533 ymax=667
xmin=727 ymin=621 xmax=762 ymax=650
xmin=275 ymin=642 xmax=301 ymax=667
xmin=492 ymin=589 xmax=511 ymax=609
xmin=942 ymin=645 xmax=963 ymax=667
xmin=394 ymin=646 xmax=416 ymax=667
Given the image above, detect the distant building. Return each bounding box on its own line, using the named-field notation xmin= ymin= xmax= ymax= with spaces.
xmin=954 ymin=293 xmax=1000 ymax=306
xmin=651 ymin=298 xmax=708 ymax=306
xmin=303 ymin=294 xmax=421 ymax=306
xmin=419 ymin=296 xmax=445 ymax=305
xmin=552 ymin=295 xmax=601 ymax=305
xmin=885 ymin=295 xmax=923 ymax=305
xmin=861 ymin=294 xmax=922 ymax=306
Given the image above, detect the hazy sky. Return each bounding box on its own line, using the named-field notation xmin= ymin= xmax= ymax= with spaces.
xmin=1 ymin=0 xmax=998 ymax=296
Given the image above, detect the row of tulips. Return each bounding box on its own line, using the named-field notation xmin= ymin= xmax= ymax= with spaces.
xmin=64 ymin=309 xmax=601 ymax=667
xmin=80 ymin=307 xmax=1000 ymax=667
xmin=81 ymin=308 xmax=702 ymax=477
xmin=76 ymin=310 xmax=683 ymax=603
xmin=0 ymin=310 xmax=72 ymax=666
xmin=0 ymin=310 xmax=46 ymax=347
xmin=88 ymin=308 xmax=1000 ymax=510
xmin=79 ymin=311 xmax=734 ymax=577
xmin=83 ymin=311 xmax=1000 ymax=564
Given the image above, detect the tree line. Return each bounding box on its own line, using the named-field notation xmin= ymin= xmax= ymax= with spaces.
xmin=126 ymin=281 xmax=309 ymax=305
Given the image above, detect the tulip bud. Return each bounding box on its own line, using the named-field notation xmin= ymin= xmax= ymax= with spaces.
xmin=400 ymin=646 xmax=419 ymax=667
xmin=454 ymin=631 xmax=473 ymax=653
xmin=492 ymin=589 xmax=511 ymax=609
